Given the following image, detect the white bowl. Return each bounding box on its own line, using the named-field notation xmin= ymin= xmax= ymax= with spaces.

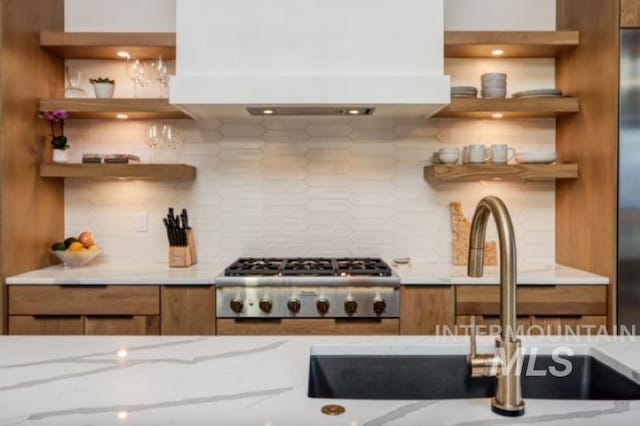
xmin=51 ymin=247 xmax=102 ymax=267
xmin=439 ymin=152 xmax=460 ymax=164
xmin=515 ymin=152 xmax=557 ymax=164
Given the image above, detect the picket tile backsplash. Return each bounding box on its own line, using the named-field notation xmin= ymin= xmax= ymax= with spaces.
xmin=64 ymin=117 xmax=556 ymax=266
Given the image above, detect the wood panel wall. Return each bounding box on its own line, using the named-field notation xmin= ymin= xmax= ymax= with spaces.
xmin=0 ymin=0 xmax=65 ymax=333
xmin=556 ymin=0 xmax=620 ymax=330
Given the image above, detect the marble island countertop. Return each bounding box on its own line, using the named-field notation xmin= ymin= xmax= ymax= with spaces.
xmin=5 ymin=262 xmax=608 ymax=286
xmin=0 ymin=336 xmax=638 ymax=425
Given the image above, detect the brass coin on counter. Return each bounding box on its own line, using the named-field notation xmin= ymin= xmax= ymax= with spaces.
xmin=321 ymin=405 xmax=346 ymax=416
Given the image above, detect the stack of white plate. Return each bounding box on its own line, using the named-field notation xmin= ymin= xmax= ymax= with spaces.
xmin=481 ymin=73 xmax=507 ymax=98
xmin=512 ymin=89 xmax=563 ymax=98
xmin=451 ymin=86 xmax=478 ymax=98
xmin=515 ymin=151 xmax=557 ymax=164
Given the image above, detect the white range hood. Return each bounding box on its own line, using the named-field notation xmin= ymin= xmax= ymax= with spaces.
xmin=170 ymin=0 xmax=450 ymax=118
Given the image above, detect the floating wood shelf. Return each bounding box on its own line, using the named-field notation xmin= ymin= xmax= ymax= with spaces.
xmin=40 ymin=163 xmax=197 ymax=181
xmin=434 ymin=97 xmax=579 ymax=119
xmin=39 ymin=99 xmax=190 ymax=120
xmin=424 ymin=163 xmax=579 ymax=184
xmin=40 ymin=32 xmax=176 ymax=59
xmin=445 ymin=31 xmax=579 ymax=58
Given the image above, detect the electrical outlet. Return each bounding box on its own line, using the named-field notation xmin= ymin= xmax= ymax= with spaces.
xmin=135 ymin=212 xmax=148 ymax=233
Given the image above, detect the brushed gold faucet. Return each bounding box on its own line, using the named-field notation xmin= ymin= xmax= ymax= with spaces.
xmin=467 ymin=196 xmax=525 ymax=417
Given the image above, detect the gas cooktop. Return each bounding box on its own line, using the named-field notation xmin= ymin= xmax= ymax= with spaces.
xmin=224 ymin=257 xmax=394 ymax=277
xmin=217 ymin=257 xmax=400 ymax=287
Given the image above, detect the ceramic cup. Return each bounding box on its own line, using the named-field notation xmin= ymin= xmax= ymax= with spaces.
xmin=490 ymin=144 xmax=516 ymax=164
xmin=438 ymin=148 xmax=460 ymax=165
xmin=462 ymin=146 xmax=470 ymax=164
xmin=468 ymin=144 xmax=491 ymax=164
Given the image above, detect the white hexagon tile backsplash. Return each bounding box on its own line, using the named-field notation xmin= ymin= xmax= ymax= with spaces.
xmin=64 ymin=117 xmax=556 ymax=266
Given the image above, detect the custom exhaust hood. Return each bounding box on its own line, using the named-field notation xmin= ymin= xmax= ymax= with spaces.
xmin=170 ymin=0 xmax=450 ymax=118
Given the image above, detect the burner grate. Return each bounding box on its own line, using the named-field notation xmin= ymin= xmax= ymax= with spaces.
xmin=224 ymin=257 xmax=393 ymax=277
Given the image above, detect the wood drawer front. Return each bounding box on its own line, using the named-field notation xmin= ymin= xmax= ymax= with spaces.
xmin=456 ymin=285 xmax=607 ymax=316
xmin=217 ymin=319 xmax=399 ymax=336
xmin=8 ymin=286 xmax=160 ymax=315
xmin=9 ymin=316 xmax=84 ymax=335
xmin=530 ymin=316 xmax=607 ymax=335
xmin=84 ymin=316 xmax=160 ymax=335
xmin=455 ymin=315 xmax=531 ymax=336
xmin=161 ymin=286 xmax=216 ymax=335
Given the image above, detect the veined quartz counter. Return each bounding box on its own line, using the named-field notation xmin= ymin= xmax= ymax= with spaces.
xmin=0 ymin=336 xmax=637 ymax=425
xmin=5 ymin=262 xmax=608 ymax=286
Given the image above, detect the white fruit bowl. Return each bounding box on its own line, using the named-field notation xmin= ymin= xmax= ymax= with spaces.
xmin=515 ymin=152 xmax=558 ymax=164
xmin=51 ymin=247 xmax=102 ymax=267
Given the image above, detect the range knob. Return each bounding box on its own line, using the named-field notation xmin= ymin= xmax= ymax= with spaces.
xmin=373 ymin=298 xmax=387 ymax=315
xmin=344 ymin=297 xmax=358 ymax=316
xmin=259 ymin=298 xmax=273 ymax=313
xmin=229 ymin=299 xmax=244 ymax=313
xmin=316 ymin=298 xmax=330 ymax=315
xmin=287 ymin=298 xmax=301 ymax=314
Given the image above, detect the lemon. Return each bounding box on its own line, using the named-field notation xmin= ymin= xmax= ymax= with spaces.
xmin=88 ymin=245 xmax=99 ymax=251
xmin=68 ymin=242 xmax=85 ymax=252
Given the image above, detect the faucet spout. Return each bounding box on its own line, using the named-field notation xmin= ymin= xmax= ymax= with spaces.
xmin=466 ymin=195 xmax=524 ymax=417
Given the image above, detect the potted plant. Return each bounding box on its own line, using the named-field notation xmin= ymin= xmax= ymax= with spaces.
xmin=90 ymin=77 xmax=116 ymax=99
xmin=40 ymin=109 xmax=70 ymax=163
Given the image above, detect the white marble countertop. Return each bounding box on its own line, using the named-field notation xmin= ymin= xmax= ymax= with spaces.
xmin=0 ymin=336 xmax=638 ymax=425
xmin=6 ymin=261 xmax=608 ymax=286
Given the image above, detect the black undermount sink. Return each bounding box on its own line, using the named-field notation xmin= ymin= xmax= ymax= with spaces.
xmin=308 ymin=355 xmax=640 ymax=400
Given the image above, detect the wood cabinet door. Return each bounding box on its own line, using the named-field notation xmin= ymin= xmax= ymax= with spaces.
xmin=9 ymin=316 xmax=83 ymax=335
xmin=84 ymin=316 xmax=160 ymax=335
xmin=400 ymin=286 xmax=455 ymax=335
xmin=161 ymin=286 xmax=216 ymax=335
xmin=622 ymin=0 xmax=640 ymax=27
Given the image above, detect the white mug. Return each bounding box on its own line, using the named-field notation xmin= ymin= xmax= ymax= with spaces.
xmin=462 ymin=146 xmax=470 ymax=164
xmin=490 ymin=144 xmax=516 ymax=164
xmin=468 ymin=144 xmax=491 ymax=164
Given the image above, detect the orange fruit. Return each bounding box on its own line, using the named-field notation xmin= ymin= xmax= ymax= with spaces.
xmin=68 ymin=242 xmax=85 ymax=252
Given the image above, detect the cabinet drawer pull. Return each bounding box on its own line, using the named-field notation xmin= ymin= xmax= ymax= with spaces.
xmin=32 ymin=315 xmax=81 ymax=320
xmin=335 ymin=318 xmax=383 ymax=324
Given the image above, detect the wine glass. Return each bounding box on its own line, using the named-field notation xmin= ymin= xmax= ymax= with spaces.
xmin=162 ymin=124 xmax=183 ymax=162
xmin=150 ymin=56 xmax=170 ymax=98
xmin=145 ymin=124 xmax=162 ymax=162
xmin=125 ymin=58 xmax=148 ymax=98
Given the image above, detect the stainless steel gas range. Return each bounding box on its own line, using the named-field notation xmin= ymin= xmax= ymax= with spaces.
xmin=216 ymin=258 xmax=400 ymax=334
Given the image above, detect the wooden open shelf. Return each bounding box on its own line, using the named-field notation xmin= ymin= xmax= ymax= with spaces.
xmin=39 ymin=99 xmax=190 ymax=120
xmin=40 ymin=163 xmax=197 ymax=181
xmin=445 ymin=31 xmax=579 ymax=58
xmin=40 ymin=32 xmax=176 ymax=59
xmin=424 ymin=163 xmax=578 ymax=184
xmin=434 ymin=97 xmax=579 ymax=119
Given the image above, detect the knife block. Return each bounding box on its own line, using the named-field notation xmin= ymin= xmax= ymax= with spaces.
xmin=168 ymin=230 xmax=197 ymax=268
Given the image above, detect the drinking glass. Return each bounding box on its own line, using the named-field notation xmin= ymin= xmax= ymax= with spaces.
xmin=125 ymin=58 xmax=148 ymax=98
xmin=145 ymin=124 xmax=162 ymax=162
xmin=150 ymin=56 xmax=170 ymax=98
xmin=65 ymin=68 xmax=86 ymax=98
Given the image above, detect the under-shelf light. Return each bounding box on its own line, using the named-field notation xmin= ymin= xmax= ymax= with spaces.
xmin=491 ymin=113 xmax=504 ymax=119
xmin=491 ymin=49 xmax=505 ymax=56
xmin=117 ymin=51 xmax=131 ymax=59
xmin=116 ymin=113 xmax=129 ymax=120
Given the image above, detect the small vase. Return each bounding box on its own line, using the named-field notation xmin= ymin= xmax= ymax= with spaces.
xmin=53 ymin=149 xmax=68 ymax=163
xmin=92 ymin=82 xmax=115 ymax=99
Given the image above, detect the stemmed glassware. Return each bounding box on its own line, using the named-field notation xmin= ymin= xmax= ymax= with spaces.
xmin=125 ymin=58 xmax=148 ymax=98
xmin=145 ymin=124 xmax=162 ymax=162
xmin=145 ymin=124 xmax=183 ymax=163
xmin=150 ymin=56 xmax=170 ymax=98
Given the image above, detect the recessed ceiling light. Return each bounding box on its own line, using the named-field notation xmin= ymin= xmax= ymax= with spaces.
xmin=348 ymin=109 xmax=360 ymax=115
xmin=491 ymin=49 xmax=504 ymax=56
xmin=116 ymin=113 xmax=129 ymax=120
xmin=262 ymin=109 xmax=274 ymax=115
xmin=117 ymin=51 xmax=131 ymax=59
xmin=491 ymin=113 xmax=504 ymax=119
